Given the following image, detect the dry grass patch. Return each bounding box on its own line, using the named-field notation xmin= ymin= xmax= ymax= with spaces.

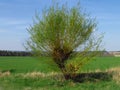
xmin=0 ymin=67 xmax=120 ymax=84
xmin=0 ymin=71 xmax=10 ymax=77
xmin=15 ymin=72 xmax=65 ymax=82
xmin=107 ymin=67 xmax=120 ymax=84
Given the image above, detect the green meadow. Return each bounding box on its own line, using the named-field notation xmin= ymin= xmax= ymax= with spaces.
xmin=0 ymin=56 xmax=120 ymax=90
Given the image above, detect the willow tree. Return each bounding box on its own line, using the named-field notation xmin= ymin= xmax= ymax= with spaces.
xmin=26 ymin=3 xmax=102 ymax=80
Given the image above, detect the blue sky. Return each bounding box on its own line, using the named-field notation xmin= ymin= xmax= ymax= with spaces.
xmin=0 ymin=0 xmax=120 ymax=51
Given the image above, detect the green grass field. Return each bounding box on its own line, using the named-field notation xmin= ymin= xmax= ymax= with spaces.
xmin=0 ymin=57 xmax=59 ymax=73
xmin=0 ymin=56 xmax=120 ymax=90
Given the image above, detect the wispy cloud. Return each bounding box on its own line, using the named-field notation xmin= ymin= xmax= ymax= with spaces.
xmin=0 ymin=18 xmax=30 ymax=38
xmin=0 ymin=18 xmax=31 ymax=26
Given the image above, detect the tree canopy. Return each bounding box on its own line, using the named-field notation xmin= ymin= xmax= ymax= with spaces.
xmin=26 ymin=2 xmax=103 ymax=80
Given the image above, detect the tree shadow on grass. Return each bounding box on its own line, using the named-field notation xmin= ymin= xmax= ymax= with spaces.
xmin=71 ymin=72 xmax=112 ymax=83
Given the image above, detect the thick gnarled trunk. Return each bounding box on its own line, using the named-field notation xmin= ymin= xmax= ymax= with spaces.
xmin=52 ymin=48 xmax=72 ymax=80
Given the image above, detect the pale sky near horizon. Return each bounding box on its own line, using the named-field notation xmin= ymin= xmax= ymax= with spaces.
xmin=0 ymin=0 xmax=120 ymax=51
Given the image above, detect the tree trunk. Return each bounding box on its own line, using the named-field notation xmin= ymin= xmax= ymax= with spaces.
xmin=52 ymin=48 xmax=73 ymax=80
xmin=57 ymin=63 xmax=71 ymax=80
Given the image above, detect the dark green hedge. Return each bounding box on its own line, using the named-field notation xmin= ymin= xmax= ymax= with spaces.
xmin=0 ymin=50 xmax=31 ymax=56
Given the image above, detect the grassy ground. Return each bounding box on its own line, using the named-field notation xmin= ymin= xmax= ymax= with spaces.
xmin=82 ymin=57 xmax=120 ymax=71
xmin=0 ymin=56 xmax=120 ymax=90
xmin=0 ymin=57 xmax=59 ymax=73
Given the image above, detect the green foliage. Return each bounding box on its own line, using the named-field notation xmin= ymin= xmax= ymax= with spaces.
xmin=26 ymin=2 xmax=103 ymax=79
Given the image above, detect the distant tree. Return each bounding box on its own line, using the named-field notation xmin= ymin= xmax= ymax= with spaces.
xmin=26 ymin=2 xmax=103 ymax=80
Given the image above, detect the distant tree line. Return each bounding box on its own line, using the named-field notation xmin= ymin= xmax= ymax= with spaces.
xmin=0 ymin=50 xmax=31 ymax=56
xmin=0 ymin=50 xmax=113 ymax=57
